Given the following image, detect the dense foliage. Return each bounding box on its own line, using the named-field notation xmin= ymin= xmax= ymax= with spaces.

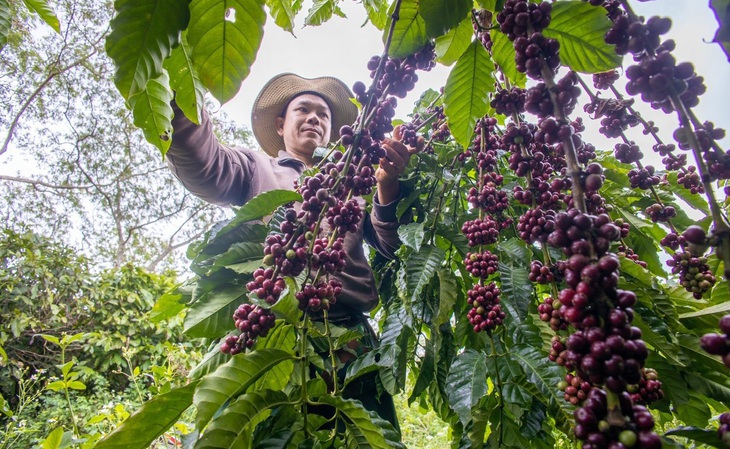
xmin=3 ymin=0 xmax=730 ymax=448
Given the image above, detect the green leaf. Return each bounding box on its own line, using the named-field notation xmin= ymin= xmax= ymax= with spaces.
xmin=165 ymin=32 xmax=206 ymax=125
xmin=189 ymin=344 xmax=232 ymax=381
xmin=385 ymin=0 xmax=428 ymax=59
xmin=710 ymin=0 xmax=730 ymax=62
xmin=41 ymin=427 xmax=64 ymax=449
xmin=362 ymin=0 xmax=388 ymax=30
xmin=0 ymin=0 xmax=10 ymax=52
xmin=490 ymin=29 xmax=526 ymax=88
xmin=0 ymin=344 xmax=6 ymax=363
xmin=398 ymin=222 xmax=425 ymax=252
xmin=446 ymin=349 xmax=488 ymax=426
xmin=675 ymin=392 xmax=711 ymax=428
xmin=485 ymin=353 xmax=532 ymax=407
xmin=183 ymin=285 xmax=246 ymax=338
xmin=665 ymin=426 xmax=725 ymax=448
xmin=405 ymin=244 xmax=445 ymax=301
xmin=314 ymin=396 xmax=402 ymax=449
xmin=443 ymin=40 xmax=495 ymax=148
xmin=128 ymin=72 xmax=174 ymax=154
xmin=542 ymin=1 xmax=621 ymax=73
xmin=434 ymin=269 xmax=459 ymax=327
xmin=201 ymin=223 xmax=268 ymax=258
xmin=95 ymin=382 xmax=197 ymax=449
xmin=150 ymin=291 xmax=186 ymax=323
xmin=434 ymin=17 xmax=473 ymax=66
xmin=195 ymin=389 xmax=291 ymax=447
xmin=193 ymin=348 xmax=295 ymax=430
xmin=304 ymin=0 xmax=334 ymax=26
xmin=498 ymin=260 xmax=532 ymax=322
xmin=217 ymin=190 xmax=302 ymax=237
xmin=66 ymin=381 xmax=86 ymax=390
xmin=679 ymin=300 xmax=730 ymax=319
xmin=344 ymin=345 xmax=399 ymax=390
xmin=269 ymin=278 xmax=300 ymax=325
xmin=188 ymin=0 xmax=267 ymax=104
xmin=213 ymin=242 xmax=263 ymax=267
xmin=252 ymin=325 xmax=296 ymax=391
xmin=265 ymin=0 xmax=297 ymax=33
xmin=40 ymin=334 xmax=60 ymax=345
xmin=106 ymin=0 xmax=188 ymax=99
xmin=22 ymin=0 xmax=60 ymax=33
xmin=419 ymin=0 xmax=471 ymax=38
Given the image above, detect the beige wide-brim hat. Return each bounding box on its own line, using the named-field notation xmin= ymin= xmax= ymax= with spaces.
xmin=251 ymin=73 xmax=359 ymax=157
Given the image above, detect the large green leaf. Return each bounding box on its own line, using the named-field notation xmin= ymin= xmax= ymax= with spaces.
xmin=165 ymin=32 xmax=206 ymax=125
xmin=150 ymin=291 xmax=186 ymax=323
xmin=217 ymin=190 xmax=302 ymax=237
xmin=344 ymin=344 xmax=400 ymax=394
xmin=194 ymin=390 xmax=291 ymax=449
xmin=252 ymin=324 xmax=296 ymax=391
xmin=498 ymin=260 xmax=531 ymax=322
xmin=434 ymin=17 xmax=473 ymax=66
xmin=95 ymin=382 xmax=198 ymax=449
xmin=213 ymin=242 xmax=263 ymax=267
xmin=188 ymin=0 xmax=266 ymax=104
xmin=490 ymin=29 xmax=526 ymax=88
xmin=183 ymin=285 xmax=246 ymax=338
xmin=542 ymin=1 xmax=621 ymax=73
xmin=304 ymin=0 xmax=334 ymax=26
xmin=22 ymin=0 xmax=60 ymax=33
xmin=193 ymin=348 xmax=295 ymax=430
xmin=106 ymin=0 xmax=189 ymax=99
xmin=314 ymin=396 xmax=403 ymax=449
xmin=362 ymin=0 xmax=388 ymax=31
xmin=443 ymin=40 xmax=495 ymax=148
xmin=485 ymin=352 xmax=532 ymax=407
xmin=434 ymin=268 xmax=459 ymax=327
xmin=384 ymin=0 xmax=428 ymax=59
xmin=405 ymin=244 xmax=445 ymax=301
xmin=189 ymin=343 xmax=232 ymax=381
xmin=200 ymin=223 xmax=268 ymax=259
xmin=675 ymin=391 xmax=711 ymax=428
xmin=446 ymin=349 xmax=488 ymax=426
xmin=265 ymin=0 xmax=298 ymax=33
xmin=408 ymin=331 xmax=438 ymax=404
xmin=418 ymin=0 xmax=471 ymax=38
xmin=128 ymin=72 xmax=174 ymax=154
xmin=397 ymin=221 xmax=425 ymax=252
xmin=679 ymin=300 xmax=730 ymax=319
xmin=665 ymin=426 xmax=725 ymax=448
xmin=0 ymin=0 xmax=9 ymax=52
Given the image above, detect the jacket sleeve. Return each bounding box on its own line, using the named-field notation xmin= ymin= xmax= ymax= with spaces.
xmin=166 ymin=103 xmax=254 ymax=206
xmin=362 ymin=189 xmax=411 ymax=260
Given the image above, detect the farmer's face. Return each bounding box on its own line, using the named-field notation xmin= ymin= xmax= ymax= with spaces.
xmin=276 ymin=94 xmax=332 ymax=165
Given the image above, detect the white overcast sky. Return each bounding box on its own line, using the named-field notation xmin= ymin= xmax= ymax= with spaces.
xmin=222 ymin=0 xmax=730 ymax=153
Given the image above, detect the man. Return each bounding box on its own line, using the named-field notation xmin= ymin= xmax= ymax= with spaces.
xmin=166 ymin=73 xmax=415 ymax=431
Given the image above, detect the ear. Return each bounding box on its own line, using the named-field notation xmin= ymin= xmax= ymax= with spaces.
xmin=275 ymin=117 xmax=285 ymax=136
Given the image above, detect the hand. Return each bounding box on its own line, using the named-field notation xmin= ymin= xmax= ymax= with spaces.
xmin=376 ymin=125 xmax=422 ymax=205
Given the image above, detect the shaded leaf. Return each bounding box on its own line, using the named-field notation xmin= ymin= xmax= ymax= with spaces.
xmin=189 ymin=342 xmax=232 ymax=381
xmin=434 ymin=268 xmax=459 ymax=327
xmin=188 ymin=0 xmax=266 ymax=104
xmin=675 ymin=391 xmax=711 ymax=428
xmin=498 ymin=261 xmax=531 ymax=322
xmin=385 ymin=0 xmax=428 ymax=59
xmin=398 ymin=221 xmax=425 ymax=252
xmin=128 ymin=72 xmax=174 ymax=154
xmin=405 ymin=244 xmax=445 ymax=301
xmin=194 ymin=348 xmax=295 ymax=430
xmin=665 ymin=426 xmax=725 ymax=448
xmin=314 ymin=396 xmax=403 ymax=449
xmin=408 ymin=332 xmax=437 ymax=404
xmin=252 ymin=324 xmax=296 ymax=391
xmin=195 ymin=390 xmax=291 ymax=448
xmin=444 ymin=40 xmax=495 ymax=148
xmin=434 ymin=17 xmax=473 ymax=66
xmin=96 ymin=382 xmax=197 ymax=449
xmin=710 ymin=0 xmax=730 ymax=62
xmin=23 ymin=0 xmax=60 ymax=32
xmin=542 ymin=1 xmax=621 ymax=73
xmin=344 ymin=345 xmax=399 ymax=393
xmin=446 ymin=349 xmax=488 ymax=426
xmin=304 ymin=0 xmax=334 ymax=26
xmin=679 ymin=300 xmax=730 ymax=319
xmin=106 ymin=0 xmax=188 ymax=99
xmin=490 ymin=29 xmax=526 ymax=87
xmin=213 ymin=242 xmax=263 ymax=267
xmin=419 ymin=0 xmax=471 ymax=38
xmin=165 ymin=31 xmax=206 ymax=125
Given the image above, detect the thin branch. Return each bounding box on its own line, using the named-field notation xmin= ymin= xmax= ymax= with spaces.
xmin=0 ymin=174 xmax=94 ymax=190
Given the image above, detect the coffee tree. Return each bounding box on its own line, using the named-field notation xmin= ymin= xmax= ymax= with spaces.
xmin=68 ymin=0 xmax=730 ymax=447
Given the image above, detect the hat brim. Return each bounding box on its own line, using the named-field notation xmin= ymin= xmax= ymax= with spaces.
xmin=251 ymin=73 xmax=358 ymax=157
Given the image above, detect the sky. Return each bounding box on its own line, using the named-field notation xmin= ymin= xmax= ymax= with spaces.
xmin=220 ymin=0 xmax=730 ymax=155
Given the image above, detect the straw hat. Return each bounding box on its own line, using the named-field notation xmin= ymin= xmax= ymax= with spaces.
xmin=251 ymin=73 xmax=358 ymax=157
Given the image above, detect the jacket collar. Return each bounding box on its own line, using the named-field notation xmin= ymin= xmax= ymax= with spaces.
xmin=276 ymin=150 xmax=306 ymax=172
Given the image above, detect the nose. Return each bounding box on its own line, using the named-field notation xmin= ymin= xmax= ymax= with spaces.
xmin=306 ymin=112 xmax=319 ymax=124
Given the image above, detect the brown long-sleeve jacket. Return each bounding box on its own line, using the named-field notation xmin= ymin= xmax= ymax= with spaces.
xmin=166 ymin=106 xmax=406 ymax=320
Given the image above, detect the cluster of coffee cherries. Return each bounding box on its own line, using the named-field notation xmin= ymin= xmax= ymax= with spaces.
xmin=221 ymin=303 xmax=277 ymax=355
xmin=466 ymin=282 xmax=506 ymax=333
xmin=628 ymin=368 xmax=664 ymax=406
xmin=295 ymin=279 xmax=343 ymax=312
xmin=665 ymin=225 xmax=716 ymax=298
xmin=490 ymin=87 xmax=526 ymax=117
xmin=495 ymin=0 xmax=552 ymax=41
xmin=583 ymin=97 xmax=640 ymax=139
